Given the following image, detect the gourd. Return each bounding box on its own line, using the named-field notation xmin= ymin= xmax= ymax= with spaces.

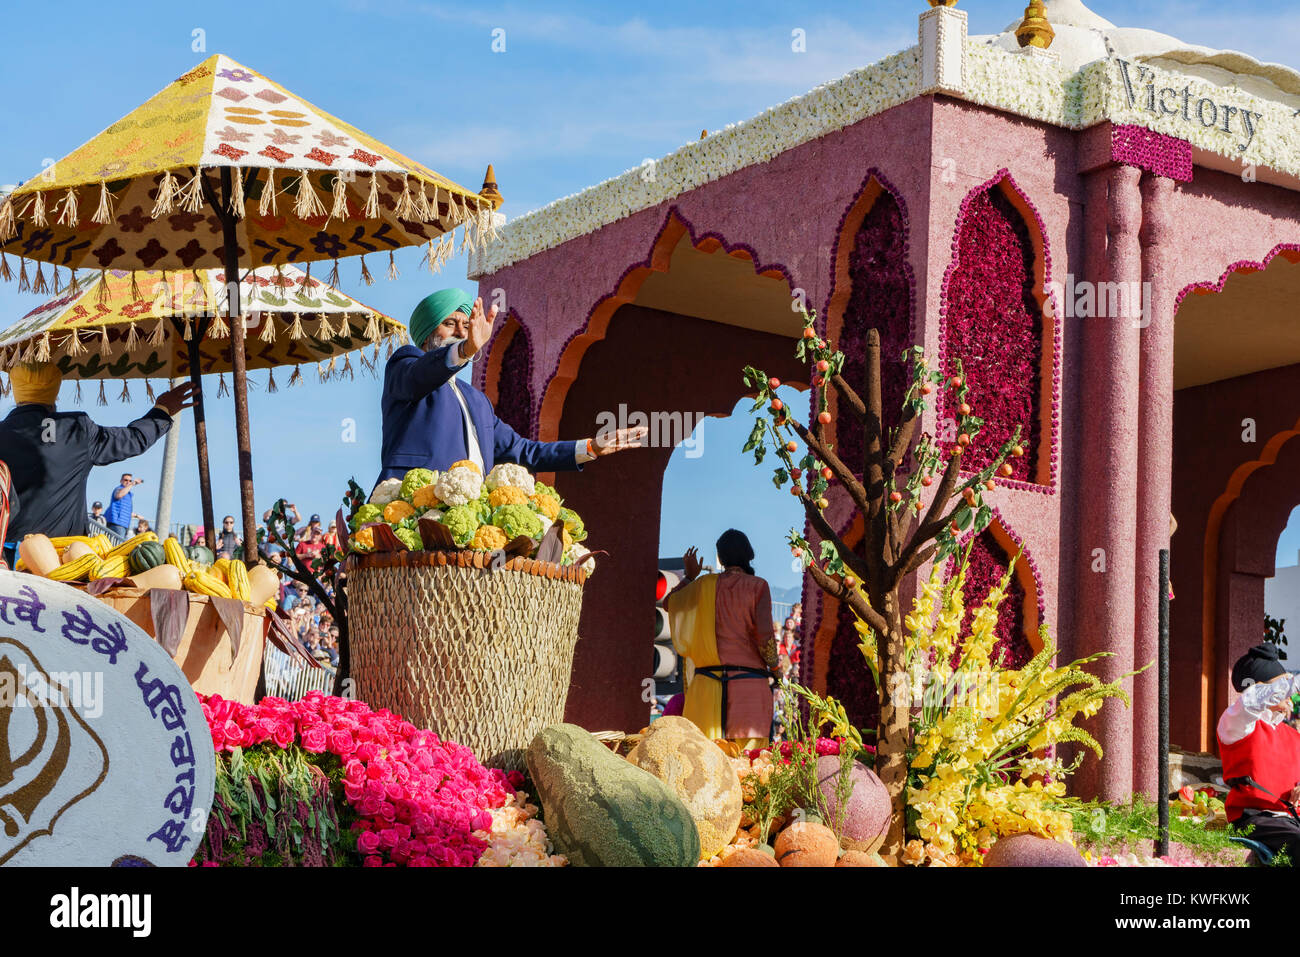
xmin=183 ymin=569 xmax=232 ymax=599
xmin=128 ymin=540 xmax=168 ymax=575
xmin=89 ymin=555 xmax=131 ymax=580
xmin=247 ymin=565 xmax=281 ymax=607
xmin=185 ymin=545 xmax=215 ymax=565
xmin=226 ymin=561 xmax=251 ymax=602
xmin=48 ymin=552 xmax=100 ymax=582
xmin=162 ymin=537 xmax=191 ymax=573
xmin=18 ymin=535 xmax=61 ymax=576
xmin=103 ymin=531 xmax=158 ymax=561
xmin=126 ymin=564 xmax=183 ymax=591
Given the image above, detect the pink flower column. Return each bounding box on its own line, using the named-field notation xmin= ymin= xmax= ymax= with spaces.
xmin=1074 ymin=164 xmax=1142 ymax=801
xmin=1133 ymin=174 xmax=1176 ymax=801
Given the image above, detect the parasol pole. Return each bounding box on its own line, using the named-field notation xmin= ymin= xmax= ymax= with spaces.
xmin=176 ymin=317 xmax=216 ymax=548
xmin=154 ymin=375 xmax=183 ymax=535
xmin=217 ymin=167 xmax=258 ymax=566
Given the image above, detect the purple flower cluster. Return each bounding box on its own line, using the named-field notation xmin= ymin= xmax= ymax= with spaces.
xmin=495 ymin=318 xmax=535 ymax=437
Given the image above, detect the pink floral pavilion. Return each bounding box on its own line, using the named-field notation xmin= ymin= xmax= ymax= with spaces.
xmin=468 ymin=0 xmax=1300 ymax=801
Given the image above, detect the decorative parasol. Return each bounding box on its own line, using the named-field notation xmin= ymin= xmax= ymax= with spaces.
xmin=0 ymin=264 xmax=407 ymax=543
xmin=0 ymin=54 xmax=503 ymax=558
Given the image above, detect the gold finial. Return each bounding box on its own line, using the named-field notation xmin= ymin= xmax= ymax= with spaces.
xmin=480 ymin=164 xmax=503 ymax=210
xmin=1016 ymin=0 xmax=1054 ymax=49
xmin=927 ymin=1 xmax=959 ymax=6
xmin=700 ymin=129 xmax=708 ymax=138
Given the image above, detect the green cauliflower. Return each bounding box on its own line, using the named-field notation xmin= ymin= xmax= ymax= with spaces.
xmin=439 ymin=504 xmax=482 ymax=547
xmin=350 ymin=503 xmax=383 ymax=531
xmin=533 ymin=480 xmax=562 ymax=503
xmin=558 ymin=507 xmax=587 ymax=542
xmin=393 ymin=526 xmax=422 ymax=551
xmin=492 ymin=504 xmax=544 ymax=541
xmin=399 ymin=467 xmax=437 ymax=502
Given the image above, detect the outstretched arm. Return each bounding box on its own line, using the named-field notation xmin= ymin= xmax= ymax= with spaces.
xmin=90 ymin=383 xmax=196 ymax=466
xmin=386 ymin=342 xmax=470 ymax=402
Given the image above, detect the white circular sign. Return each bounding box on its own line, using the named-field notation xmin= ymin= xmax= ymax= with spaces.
xmin=0 ymin=571 xmax=215 ymax=866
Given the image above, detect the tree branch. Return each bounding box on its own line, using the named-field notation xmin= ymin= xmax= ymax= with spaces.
xmin=830 ymin=373 xmax=867 ymax=420
xmin=789 ymin=419 xmax=868 ymax=514
xmin=807 ymin=561 xmax=888 ymax=635
xmin=892 ymin=450 xmax=963 ymax=576
xmin=799 ymin=494 xmax=872 ymax=585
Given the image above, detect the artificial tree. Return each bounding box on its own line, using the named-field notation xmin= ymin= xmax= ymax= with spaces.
xmin=743 ymin=309 xmax=1023 ymax=857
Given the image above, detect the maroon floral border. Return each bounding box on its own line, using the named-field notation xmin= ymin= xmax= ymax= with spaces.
xmin=493 ymin=312 xmax=535 ymax=438
xmin=936 ymin=169 xmax=1060 ymax=495
xmin=1174 ymin=242 xmax=1300 ymax=313
xmin=1111 ymin=125 xmax=1193 ymax=183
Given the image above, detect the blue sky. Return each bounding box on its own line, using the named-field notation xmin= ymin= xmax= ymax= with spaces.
xmin=2 ymin=0 xmax=1299 ymax=589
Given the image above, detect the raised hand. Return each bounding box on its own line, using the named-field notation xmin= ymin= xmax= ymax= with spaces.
xmin=683 ymin=546 xmax=703 ymax=581
xmin=156 ymin=381 xmax=199 ymax=416
xmin=462 ymin=297 xmax=498 ymax=359
xmin=592 ymin=425 xmax=649 ymax=456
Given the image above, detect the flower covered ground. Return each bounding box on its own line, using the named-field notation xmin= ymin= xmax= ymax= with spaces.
xmin=196 ymin=691 xmax=564 ymax=867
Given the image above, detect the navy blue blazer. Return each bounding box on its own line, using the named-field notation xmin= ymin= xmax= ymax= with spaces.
xmin=376 ymin=342 xmax=580 ymax=488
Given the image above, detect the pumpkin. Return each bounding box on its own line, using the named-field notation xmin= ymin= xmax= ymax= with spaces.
xmin=247 ymin=565 xmax=280 ymax=607
xmin=185 ymin=545 xmax=215 ymax=565
xmin=128 ymin=540 xmax=168 ymax=575
xmin=127 ymin=563 xmax=183 ymax=591
xmin=774 ymin=822 xmax=839 ymax=867
xmin=61 ymin=541 xmax=96 ymax=564
xmin=718 ymin=848 xmax=779 ymax=867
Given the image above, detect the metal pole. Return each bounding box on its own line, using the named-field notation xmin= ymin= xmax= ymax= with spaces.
xmin=179 ymin=318 xmax=216 ymax=549
xmin=218 ymin=167 xmax=258 ymax=566
xmin=1157 ymin=548 xmax=1171 ymax=857
xmin=154 ymin=376 xmax=183 ymax=534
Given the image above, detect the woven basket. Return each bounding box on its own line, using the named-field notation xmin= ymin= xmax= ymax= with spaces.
xmin=346 ymin=550 xmax=587 ymax=772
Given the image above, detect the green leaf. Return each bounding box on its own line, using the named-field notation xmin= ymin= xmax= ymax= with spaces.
xmin=956 ymin=506 xmax=974 ymax=531
xmin=973 ymin=505 xmax=993 ymax=535
xmin=773 ymin=468 xmax=788 ymax=488
xmin=819 ymin=539 xmax=839 ymax=564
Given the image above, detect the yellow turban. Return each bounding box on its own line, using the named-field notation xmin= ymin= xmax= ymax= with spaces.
xmin=10 ymin=362 xmax=62 ymax=405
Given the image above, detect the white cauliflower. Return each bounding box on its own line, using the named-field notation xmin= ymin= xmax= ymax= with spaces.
xmin=369 ymin=477 xmax=403 ymax=505
xmin=565 ymin=543 xmax=594 ymax=574
xmin=535 ymin=515 xmax=554 ymax=540
xmin=486 ymin=462 xmax=534 ymax=493
xmin=434 ymin=465 xmax=484 ymax=507
xmin=420 ymin=509 xmax=442 ymax=521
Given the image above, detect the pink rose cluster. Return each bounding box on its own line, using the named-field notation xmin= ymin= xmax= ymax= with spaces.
xmin=199 ymin=691 xmax=524 ymax=867
xmin=743 ymin=738 xmax=873 ymax=763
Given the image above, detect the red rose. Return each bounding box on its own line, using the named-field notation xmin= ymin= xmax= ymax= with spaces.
xmin=300 ymin=726 xmax=328 ymax=753
xmin=270 ymin=722 xmax=295 ymax=749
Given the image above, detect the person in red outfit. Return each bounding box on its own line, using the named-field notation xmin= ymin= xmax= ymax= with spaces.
xmin=1217 ymin=642 xmax=1300 ymax=863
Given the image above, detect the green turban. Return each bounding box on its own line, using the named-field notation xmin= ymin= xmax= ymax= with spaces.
xmin=409 ymin=288 xmax=473 ymax=350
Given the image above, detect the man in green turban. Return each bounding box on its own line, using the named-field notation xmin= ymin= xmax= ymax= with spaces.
xmin=376 ymin=289 xmax=645 ymax=485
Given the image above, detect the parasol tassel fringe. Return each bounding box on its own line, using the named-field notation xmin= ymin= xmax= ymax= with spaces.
xmin=55 ymin=187 xmax=79 ymax=227
xmin=288 ymin=364 xmax=302 ymax=387
xmin=327 ymin=257 xmax=340 ymax=288
xmin=92 ymin=181 xmax=115 ymax=224
xmin=151 ymin=170 xmax=177 ymax=219
xmin=359 ymin=350 xmax=374 ymax=375
xmin=229 ymin=167 xmax=245 ymax=218
xmin=209 ymin=311 xmax=230 ymax=338
xmin=147 ymin=319 xmax=167 ymax=347
xmin=217 ymin=373 xmax=229 ymax=398
xmin=0 ymin=196 xmax=15 ymax=241
xmin=288 ymin=313 xmax=304 ymax=340
xmin=74 ymin=380 xmax=82 ymax=403
xmin=30 ymin=191 xmax=47 ymax=228
xmin=386 ymin=338 xmax=395 ymax=358
xmin=35 ymin=332 xmax=51 ymax=362
xmin=415 ymin=182 xmax=431 ymax=221
xmin=341 ymin=353 xmax=354 ymax=381
xmin=130 ymin=270 xmax=142 ymax=302
xmin=330 ymin=173 xmax=348 ymax=222
xmin=182 ymin=319 xmax=193 ymax=341
xmin=17 ymin=258 xmax=28 ymax=292
xmin=387 ymin=250 xmax=399 ymax=280
xmin=259 ymin=314 xmax=277 ymax=343
xmin=124 ymin=322 xmax=140 ymax=352
xmin=359 ymin=255 xmax=373 ymax=286
xmin=259 ymin=169 xmax=278 ymax=216
xmin=364 ymin=172 xmax=379 ymax=219
xmin=96 ymin=381 xmax=107 ymax=407
xmin=266 ymin=367 xmax=277 ymax=393
xmin=98 ymin=326 xmax=111 ymax=355
xmin=118 ymin=380 xmax=131 ymax=403
xmin=65 ymin=330 xmax=87 ymax=357
xmin=395 ymin=175 xmax=415 ymax=220
xmin=32 ymin=262 xmax=47 ymax=295
xmin=294 ymin=172 xmax=326 ymax=220
xmin=301 ymin=262 xmax=312 ymax=290
xmin=0 ymin=252 xmax=10 ymax=282
xmin=145 ymin=380 xmax=156 ymax=403
xmin=317 ymin=314 xmax=335 ymax=339
xmin=96 ymin=270 xmax=110 ymax=305
xmin=67 ymin=268 xmax=81 ymax=295
xmin=51 ymin=265 xmax=62 ymax=294
xmin=178 ymin=172 xmax=205 ymax=214
xmin=362 ymin=312 xmax=380 ymax=342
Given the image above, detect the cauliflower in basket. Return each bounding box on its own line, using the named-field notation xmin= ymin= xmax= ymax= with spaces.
xmin=486 ymin=463 xmax=534 ymax=493
xmin=393 ymin=526 xmax=422 ymax=551
xmin=369 ymin=478 xmax=403 ymax=506
xmin=557 ymin=507 xmax=587 ymax=543
xmin=434 ymin=466 xmax=484 ymax=507
xmin=471 ymin=524 xmax=509 ymax=551
xmin=565 ymin=543 xmax=594 ymax=574
xmin=449 ymin=459 xmax=481 ymax=474
xmin=383 ymin=501 xmax=417 ymax=524
xmin=439 ymin=504 xmax=482 ymax=546
xmin=350 ymin=503 xmax=383 ymax=531
xmin=489 ymin=485 xmax=529 ymax=509
xmin=351 ymin=527 xmax=377 ymax=553
xmin=412 ymin=484 xmax=441 ymax=509
xmin=530 ymin=492 xmax=561 ymax=520
xmin=399 ymin=468 xmax=437 ymax=502
xmin=491 ymin=504 xmax=543 ymax=541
